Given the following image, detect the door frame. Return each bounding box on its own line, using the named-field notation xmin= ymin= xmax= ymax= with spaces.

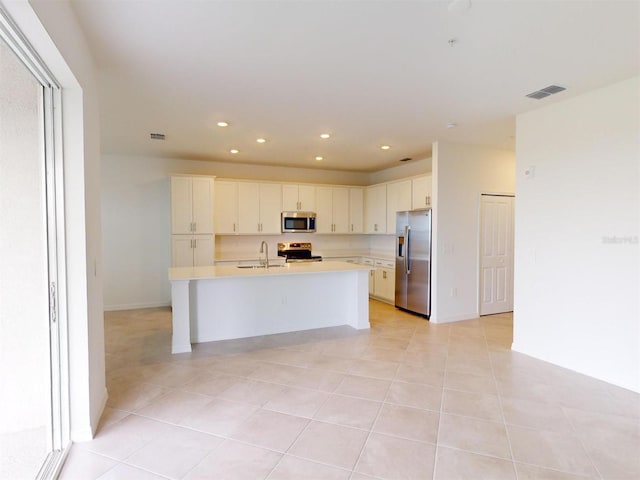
xmin=478 ymin=192 xmax=515 ymax=316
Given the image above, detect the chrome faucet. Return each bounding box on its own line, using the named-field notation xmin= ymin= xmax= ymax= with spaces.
xmin=259 ymin=241 xmax=269 ymax=269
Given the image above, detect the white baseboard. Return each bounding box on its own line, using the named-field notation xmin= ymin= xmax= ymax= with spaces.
xmin=430 ymin=313 xmax=478 ymax=324
xmin=104 ymin=301 xmax=170 ymax=312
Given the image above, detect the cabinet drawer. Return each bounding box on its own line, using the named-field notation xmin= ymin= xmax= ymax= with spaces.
xmin=374 ymin=259 xmax=394 ymax=269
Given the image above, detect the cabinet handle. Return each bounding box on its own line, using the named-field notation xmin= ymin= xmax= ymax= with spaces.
xmin=233 ymin=223 xmax=236 ymax=232
xmin=193 ymin=222 xmax=196 ymax=232
xmin=351 ymin=224 xmax=353 ymax=232
xmin=383 ymin=270 xmax=387 ymax=279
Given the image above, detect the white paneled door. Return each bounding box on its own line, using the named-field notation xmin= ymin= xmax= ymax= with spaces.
xmin=479 ymin=194 xmax=515 ymax=315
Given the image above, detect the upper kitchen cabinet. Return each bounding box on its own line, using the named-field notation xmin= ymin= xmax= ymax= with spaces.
xmin=214 ymin=181 xmax=239 ymax=234
xmin=171 ymin=175 xmax=215 ymax=234
xmin=386 ymin=179 xmax=412 ymax=234
xmin=316 ymin=187 xmax=350 ymax=234
xmin=412 ymin=175 xmax=432 ymax=209
xmin=349 ymin=188 xmax=364 ymax=233
xmin=282 ymin=184 xmax=316 ymax=212
xmin=365 ymin=184 xmax=387 ymax=234
xmin=216 ymin=181 xmax=282 ymax=235
xmin=237 ymin=182 xmax=282 ymax=234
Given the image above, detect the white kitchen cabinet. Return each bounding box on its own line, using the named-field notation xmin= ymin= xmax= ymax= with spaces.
xmin=171 ymin=234 xmax=214 ymax=267
xmin=349 ymin=188 xmax=364 ymax=233
xmin=365 ymin=184 xmax=387 ymax=234
xmin=316 ymin=186 xmax=349 ymax=234
xmin=373 ymin=259 xmax=395 ymax=303
xmin=237 ymin=182 xmax=282 ymax=234
xmin=171 ymin=175 xmax=215 ymax=267
xmin=215 ymin=181 xmax=281 ymax=234
xmin=282 ymin=184 xmax=316 ymax=212
xmin=171 ymin=176 xmax=214 ymax=234
xmin=360 ymin=257 xmax=375 ymax=295
xmin=214 ymin=181 xmax=239 ymax=234
xmin=412 ymin=175 xmax=432 ymax=209
xmin=386 ymin=180 xmax=412 ymax=234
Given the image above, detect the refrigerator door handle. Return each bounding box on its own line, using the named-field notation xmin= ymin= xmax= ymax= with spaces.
xmin=405 ymin=225 xmax=411 ymax=275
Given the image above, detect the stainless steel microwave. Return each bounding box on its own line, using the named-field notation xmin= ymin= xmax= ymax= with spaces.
xmin=281 ymin=211 xmax=316 ymax=233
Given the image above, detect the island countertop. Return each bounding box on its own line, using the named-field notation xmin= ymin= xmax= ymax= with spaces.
xmin=168 ymin=260 xmax=371 ymax=281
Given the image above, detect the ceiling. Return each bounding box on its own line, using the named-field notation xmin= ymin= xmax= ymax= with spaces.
xmin=70 ymin=0 xmax=639 ymax=173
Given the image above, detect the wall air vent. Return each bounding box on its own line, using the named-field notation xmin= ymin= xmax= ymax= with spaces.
xmin=526 ymin=85 xmax=567 ymax=100
xmin=150 ymin=133 xmax=166 ymax=140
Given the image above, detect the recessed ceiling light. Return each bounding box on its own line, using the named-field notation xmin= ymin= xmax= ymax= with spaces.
xmin=381 ymin=145 xmax=391 ymax=150
xmin=320 ymin=133 xmax=331 ymax=139
xmin=256 ymin=138 xmax=267 ymax=143
xmin=230 ymin=149 xmax=239 ymax=154
xmin=315 ymin=156 xmax=323 ymax=161
xmin=217 ymin=121 xmax=229 ymax=127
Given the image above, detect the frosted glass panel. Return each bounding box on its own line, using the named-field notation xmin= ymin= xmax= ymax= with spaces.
xmin=0 ymin=36 xmax=51 ymax=479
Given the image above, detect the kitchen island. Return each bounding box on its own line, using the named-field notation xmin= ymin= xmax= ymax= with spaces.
xmin=168 ymin=261 xmax=371 ymax=353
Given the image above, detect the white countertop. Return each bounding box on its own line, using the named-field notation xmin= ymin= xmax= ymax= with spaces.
xmin=169 ymin=260 xmax=371 ymax=281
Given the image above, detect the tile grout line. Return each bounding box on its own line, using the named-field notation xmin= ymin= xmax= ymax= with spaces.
xmin=485 ymin=318 xmax=519 ymax=480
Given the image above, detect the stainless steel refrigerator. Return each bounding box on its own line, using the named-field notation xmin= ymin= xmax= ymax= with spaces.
xmin=395 ymin=209 xmax=431 ymax=318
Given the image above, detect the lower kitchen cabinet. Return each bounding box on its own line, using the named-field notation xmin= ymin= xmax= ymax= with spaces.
xmin=360 ymin=257 xmax=397 ymax=299
xmin=171 ymin=234 xmax=214 ymax=267
xmin=373 ymin=259 xmax=395 ymax=303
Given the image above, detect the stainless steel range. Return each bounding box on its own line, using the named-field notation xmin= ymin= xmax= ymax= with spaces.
xmin=277 ymin=242 xmax=323 ymax=263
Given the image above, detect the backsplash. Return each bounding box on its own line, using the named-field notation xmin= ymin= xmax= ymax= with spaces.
xmin=215 ymin=233 xmax=394 ymax=260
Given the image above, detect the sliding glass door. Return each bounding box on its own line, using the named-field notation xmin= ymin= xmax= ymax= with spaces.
xmin=0 ymin=9 xmax=68 ymax=480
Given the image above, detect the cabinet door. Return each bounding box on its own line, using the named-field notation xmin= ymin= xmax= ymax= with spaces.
xmin=171 ymin=235 xmax=194 ymax=267
xmin=193 ymin=234 xmax=215 ymax=266
xmin=237 ymin=182 xmax=260 ymax=234
xmin=258 ymin=183 xmax=283 ymax=234
xmin=386 ymin=180 xmax=412 ymax=234
xmin=192 ymin=177 xmax=214 ymax=233
xmin=215 ymin=181 xmax=239 ymax=234
xmin=374 ymin=268 xmax=395 ymax=302
xmin=349 ymin=188 xmax=364 ymax=233
xmin=332 ymin=187 xmax=350 ymax=233
xmin=315 ymin=187 xmax=334 ymax=233
xmin=365 ymin=184 xmax=386 ymax=233
xmin=282 ymin=184 xmax=299 ymax=211
xmin=171 ymin=176 xmax=193 ymax=234
xmin=298 ymin=185 xmax=316 ymax=212
xmin=412 ymin=175 xmax=432 ymax=209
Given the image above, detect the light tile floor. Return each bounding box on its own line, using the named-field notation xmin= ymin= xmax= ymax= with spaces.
xmin=59 ymin=301 xmax=640 ymax=480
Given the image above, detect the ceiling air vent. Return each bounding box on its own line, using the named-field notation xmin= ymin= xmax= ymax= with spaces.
xmin=150 ymin=133 xmax=166 ymax=140
xmin=526 ymin=85 xmax=567 ymax=100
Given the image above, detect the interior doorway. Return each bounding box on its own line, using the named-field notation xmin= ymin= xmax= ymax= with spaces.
xmin=479 ymin=194 xmax=515 ymax=316
xmin=0 ymin=12 xmax=67 ymax=480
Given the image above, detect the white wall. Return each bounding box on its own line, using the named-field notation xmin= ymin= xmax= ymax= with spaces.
xmin=513 ymin=76 xmax=639 ymax=392
xmin=102 ymin=154 xmax=425 ymax=309
xmin=431 ymin=142 xmax=515 ymax=323
xmin=5 ymin=0 xmax=106 ymax=441
xmin=368 ymin=157 xmax=431 ymax=184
